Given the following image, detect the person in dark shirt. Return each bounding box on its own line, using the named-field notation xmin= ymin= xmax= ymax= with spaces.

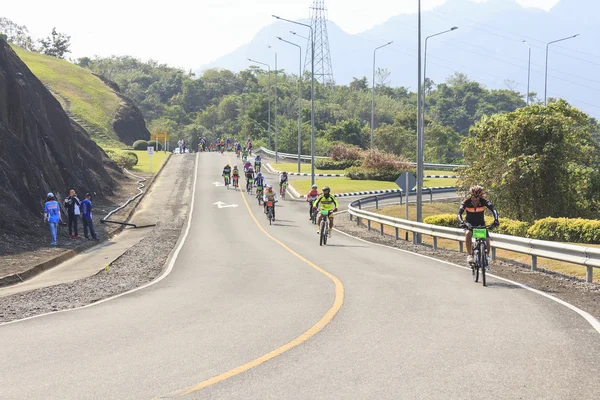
xmin=458 ymin=185 xmax=499 ymax=264
xmin=80 ymin=193 xmax=98 ymax=240
xmin=64 ymin=189 xmax=81 ymax=239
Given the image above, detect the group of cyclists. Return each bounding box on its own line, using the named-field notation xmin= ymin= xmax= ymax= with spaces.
xmin=220 ymin=158 xmax=339 ymax=236
xmin=217 ymin=147 xmax=499 ymax=262
xmin=198 ymin=137 xmax=254 ymax=155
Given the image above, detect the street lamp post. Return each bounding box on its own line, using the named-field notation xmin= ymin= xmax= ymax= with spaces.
xmin=423 ymin=27 xmax=457 ymax=118
xmin=522 ymin=40 xmax=531 ymax=105
xmin=416 ymin=0 xmax=423 ymax=243
xmin=248 ymin=58 xmax=271 ymax=148
xmin=273 ymin=15 xmax=316 ymax=186
xmin=371 ymin=41 xmax=393 ymax=150
xmin=278 ymin=36 xmax=303 ymax=173
xmin=545 ymin=34 xmax=579 ymax=105
xmin=268 ymin=46 xmax=279 ymax=163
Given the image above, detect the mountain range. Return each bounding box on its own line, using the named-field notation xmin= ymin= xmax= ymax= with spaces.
xmin=198 ymin=0 xmax=600 ymax=117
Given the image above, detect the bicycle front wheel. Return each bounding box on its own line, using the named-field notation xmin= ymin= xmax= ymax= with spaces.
xmin=479 ymin=243 xmax=487 ymax=286
xmin=472 ymin=249 xmax=479 ymax=283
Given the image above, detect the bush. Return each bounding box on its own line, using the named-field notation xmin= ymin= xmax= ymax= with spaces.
xmin=361 ymin=149 xmax=412 ymax=171
xmin=496 ymin=218 xmax=530 ymax=237
xmin=329 ymin=143 xmax=362 ymax=161
xmin=345 ymin=166 xmax=406 ymax=182
xmin=424 ymin=214 xmax=459 ymax=228
xmin=423 ymin=214 xmax=530 ymax=237
xmin=125 ymin=151 xmax=139 ymax=165
xmin=104 ymin=149 xmax=116 ymax=157
xmin=527 ymin=217 xmax=600 ymax=244
xmin=315 ymin=158 xmax=361 ymax=170
xmin=132 ymin=140 xmax=148 ymax=150
xmin=108 ymin=152 xmax=137 ymax=170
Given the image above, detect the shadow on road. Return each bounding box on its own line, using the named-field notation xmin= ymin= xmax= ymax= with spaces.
xmin=323 ymin=244 xmax=369 ymax=248
xmin=485 ymin=281 xmax=523 ymax=290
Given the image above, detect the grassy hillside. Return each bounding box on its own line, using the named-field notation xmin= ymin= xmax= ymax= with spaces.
xmin=11 ymin=46 xmax=124 ymax=148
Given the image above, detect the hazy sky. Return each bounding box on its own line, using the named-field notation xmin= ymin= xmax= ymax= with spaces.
xmin=3 ymin=0 xmax=559 ymax=69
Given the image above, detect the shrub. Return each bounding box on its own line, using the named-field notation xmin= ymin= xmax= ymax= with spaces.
xmin=496 ymin=218 xmax=530 ymax=237
xmin=132 ymin=140 xmax=148 ymax=150
xmin=315 ymin=159 xmax=361 ymax=170
xmin=125 ymin=151 xmax=139 ymax=165
xmin=423 ymin=214 xmax=530 ymax=237
xmin=424 ymin=214 xmax=459 ymax=228
xmin=104 ymin=149 xmax=116 ymax=157
xmin=345 ymin=166 xmax=405 ymax=182
xmin=108 ymin=152 xmax=137 ymax=170
xmin=527 ymin=217 xmax=600 ymax=244
xmin=329 ymin=143 xmax=362 ymax=161
xmin=361 ymin=149 xmax=412 ymax=171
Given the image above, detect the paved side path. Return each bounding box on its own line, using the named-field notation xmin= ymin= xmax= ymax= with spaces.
xmin=0 ymin=155 xmax=182 ymax=298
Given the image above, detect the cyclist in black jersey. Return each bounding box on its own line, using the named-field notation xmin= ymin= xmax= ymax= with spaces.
xmin=458 ymin=185 xmax=499 ymax=263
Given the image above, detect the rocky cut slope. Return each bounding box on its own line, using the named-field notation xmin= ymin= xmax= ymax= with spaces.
xmin=0 ymin=38 xmax=117 ymax=236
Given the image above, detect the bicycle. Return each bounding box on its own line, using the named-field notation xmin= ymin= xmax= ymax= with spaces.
xmin=311 ymin=206 xmax=318 ymax=225
xmin=223 ymin=175 xmax=230 ymax=189
xmin=467 ymin=224 xmax=495 ymax=287
xmin=236 ymin=150 xmax=241 ymax=159
xmin=256 ymin=186 xmax=263 ymax=205
xmin=318 ymin=209 xmax=334 ymax=246
xmin=266 ymin=200 xmax=277 ymax=225
xmin=280 ymin=181 xmax=288 ymax=200
xmin=246 ymin=177 xmax=254 ymax=194
xmin=255 ymin=164 xmax=261 ymax=173
xmin=232 ymin=175 xmax=239 ymax=189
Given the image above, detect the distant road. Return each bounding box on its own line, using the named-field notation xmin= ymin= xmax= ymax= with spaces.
xmin=1 ymin=153 xmax=598 ymax=399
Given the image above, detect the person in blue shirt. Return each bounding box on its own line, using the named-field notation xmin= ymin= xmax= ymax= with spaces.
xmin=44 ymin=192 xmax=62 ymax=245
xmin=80 ymin=193 xmax=99 ymax=240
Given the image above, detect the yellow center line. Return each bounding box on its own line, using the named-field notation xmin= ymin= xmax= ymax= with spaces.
xmin=172 ymin=158 xmax=344 ymax=398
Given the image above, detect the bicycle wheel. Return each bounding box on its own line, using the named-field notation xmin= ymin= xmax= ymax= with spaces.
xmin=472 ymin=249 xmax=479 ymax=283
xmin=479 ymin=243 xmax=487 ymax=286
xmin=320 ymin=220 xmax=326 ymax=246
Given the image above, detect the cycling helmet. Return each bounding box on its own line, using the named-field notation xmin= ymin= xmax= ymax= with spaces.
xmin=282 ymin=171 xmax=288 ymax=175
xmin=233 ymin=165 xmax=238 ymax=168
xmin=226 ymin=164 xmax=230 ymax=167
xmin=470 ymin=185 xmax=483 ymax=197
xmin=312 ymin=184 xmax=318 ymax=189
xmin=257 ymin=172 xmax=262 ymax=177
xmin=267 ymin=184 xmax=273 ymax=189
xmin=323 ymin=186 xmax=330 ymax=192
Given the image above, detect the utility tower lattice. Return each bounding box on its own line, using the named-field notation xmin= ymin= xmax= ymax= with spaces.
xmin=304 ymin=0 xmax=334 ymax=86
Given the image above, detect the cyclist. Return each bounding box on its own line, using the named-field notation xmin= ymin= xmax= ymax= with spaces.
xmin=242 ymin=147 xmax=248 ymax=162
xmin=254 ymin=155 xmax=262 ymax=173
xmin=245 ymin=164 xmax=255 ymax=191
xmin=243 ymin=160 xmax=252 ymax=173
xmin=313 ymin=186 xmax=339 ymax=237
xmin=232 ymin=165 xmax=240 ymax=188
xmin=222 ymin=164 xmax=232 ymax=185
xmin=255 ymin=171 xmax=266 ymax=190
xmin=279 ymin=171 xmax=289 ymax=196
xmin=226 ymin=137 xmax=231 ymax=151
xmin=246 ymin=138 xmax=253 ymax=154
xmin=458 ymin=185 xmax=499 ymax=264
xmin=263 ymin=184 xmax=279 ymax=220
xmin=305 ymin=184 xmax=320 ymax=220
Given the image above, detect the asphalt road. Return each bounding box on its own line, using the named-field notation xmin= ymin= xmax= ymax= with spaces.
xmin=1 ymin=152 xmax=598 ymax=400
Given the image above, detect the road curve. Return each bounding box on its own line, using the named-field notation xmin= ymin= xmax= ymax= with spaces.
xmin=0 ymin=153 xmax=598 ymax=400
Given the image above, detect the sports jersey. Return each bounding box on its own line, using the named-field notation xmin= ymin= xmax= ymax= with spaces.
xmin=458 ymin=195 xmax=498 ymax=227
xmin=313 ymin=193 xmax=339 ymax=211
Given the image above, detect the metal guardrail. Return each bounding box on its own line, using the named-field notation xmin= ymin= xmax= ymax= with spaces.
xmin=257 ymin=146 xmax=327 ymax=161
xmin=257 ymin=147 xmax=465 ymax=170
xmin=348 ymin=194 xmax=598 ymax=283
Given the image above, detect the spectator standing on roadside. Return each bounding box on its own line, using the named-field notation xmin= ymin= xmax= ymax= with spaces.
xmin=64 ymin=189 xmax=81 ymax=239
xmin=44 ymin=192 xmax=62 ymax=246
xmin=81 ymin=193 xmax=98 ymax=241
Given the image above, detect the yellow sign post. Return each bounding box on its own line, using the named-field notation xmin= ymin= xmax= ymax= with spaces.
xmin=150 ymin=132 xmax=170 ymax=152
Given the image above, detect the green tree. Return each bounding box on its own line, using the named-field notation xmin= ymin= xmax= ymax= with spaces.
xmin=0 ymin=17 xmax=35 ymax=50
xmin=458 ymin=100 xmax=600 ymax=222
xmin=38 ymin=28 xmax=71 ymax=58
xmin=325 ymin=118 xmax=366 ymax=147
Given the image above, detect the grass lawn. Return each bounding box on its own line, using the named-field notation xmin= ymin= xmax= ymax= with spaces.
xmin=12 ymin=45 xmax=124 ymax=149
xmin=107 ymin=149 xmax=169 ymax=174
xmin=369 ymin=203 xmax=599 ymax=282
xmin=291 ymin=177 xmax=456 ymax=194
xmin=270 ymin=162 xmax=346 ymax=175
xmin=425 ymin=169 xmax=460 ymax=176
